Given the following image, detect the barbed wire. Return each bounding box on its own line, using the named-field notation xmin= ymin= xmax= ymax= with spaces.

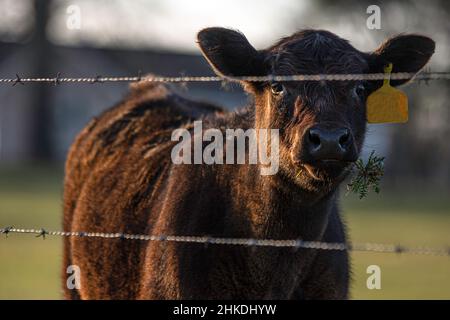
xmin=1 ymin=71 xmax=450 ymax=86
xmin=1 ymin=227 xmax=449 ymax=257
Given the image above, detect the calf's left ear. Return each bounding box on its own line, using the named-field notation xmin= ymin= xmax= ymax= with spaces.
xmin=197 ymin=27 xmax=266 ymax=79
xmin=369 ymin=34 xmax=435 ymax=86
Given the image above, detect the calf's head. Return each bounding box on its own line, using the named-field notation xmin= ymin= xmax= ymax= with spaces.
xmin=198 ymin=28 xmax=434 ymax=191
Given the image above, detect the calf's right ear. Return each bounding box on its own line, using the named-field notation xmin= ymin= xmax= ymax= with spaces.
xmin=197 ymin=27 xmax=266 ymax=79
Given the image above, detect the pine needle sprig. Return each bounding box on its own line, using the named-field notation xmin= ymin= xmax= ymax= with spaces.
xmin=347 ymin=150 xmax=385 ymax=199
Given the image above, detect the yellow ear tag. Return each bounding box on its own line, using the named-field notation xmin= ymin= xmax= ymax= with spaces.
xmin=366 ymin=63 xmax=408 ymax=123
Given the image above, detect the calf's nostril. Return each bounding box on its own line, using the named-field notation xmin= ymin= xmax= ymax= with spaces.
xmin=339 ymin=130 xmax=350 ymax=147
xmin=308 ymin=130 xmax=321 ymax=148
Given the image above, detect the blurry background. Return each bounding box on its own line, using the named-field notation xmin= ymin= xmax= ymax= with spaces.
xmin=0 ymin=0 xmax=449 ymax=299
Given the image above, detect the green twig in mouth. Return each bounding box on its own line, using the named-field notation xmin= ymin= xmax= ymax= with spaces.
xmin=347 ymin=150 xmax=385 ymax=199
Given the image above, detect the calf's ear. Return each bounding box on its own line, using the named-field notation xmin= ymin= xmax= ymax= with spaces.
xmin=369 ymin=34 xmax=435 ymax=87
xmin=197 ymin=27 xmax=266 ymax=79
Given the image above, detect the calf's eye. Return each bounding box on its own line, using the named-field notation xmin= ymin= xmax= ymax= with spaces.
xmin=270 ymin=82 xmax=285 ymax=96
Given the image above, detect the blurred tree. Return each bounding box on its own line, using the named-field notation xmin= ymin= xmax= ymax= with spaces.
xmin=29 ymin=0 xmax=53 ymax=161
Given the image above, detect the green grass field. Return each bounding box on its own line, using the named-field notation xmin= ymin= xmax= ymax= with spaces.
xmin=0 ymin=166 xmax=449 ymax=299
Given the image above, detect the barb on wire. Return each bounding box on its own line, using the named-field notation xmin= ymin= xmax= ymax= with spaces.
xmin=0 ymin=71 xmax=449 ymax=85
xmin=12 ymin=74 xmax=24 ymax=86
xmin=136 ymin=70 xmax=142 ymax=82
xmin=36 ymin=228 xmax=48 ymax=239
xmin=53 ymin=72 xmax=61 ymax=86
xmin=1 ymin=227 xmax=449 ymax=257
xmin=90 ymin=75 xmax=104 ymax=84
xmin=2 ymin=226 xmax=12 ymax=237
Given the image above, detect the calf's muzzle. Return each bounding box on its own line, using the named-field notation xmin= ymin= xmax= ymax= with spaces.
xmin=303 ymin=125 xmax=357 ymax=163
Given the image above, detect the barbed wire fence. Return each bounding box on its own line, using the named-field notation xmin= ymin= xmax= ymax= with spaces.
xmin=1 ymin=71 xmax=450 ymax=86
xmin=1 ymin=70 xmax=450 ymax=258
xmin=1 ymin=227 xmax=449 ymax=257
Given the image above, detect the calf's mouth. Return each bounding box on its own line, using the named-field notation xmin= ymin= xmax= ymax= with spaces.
xmin=300 ymin=159 xmax=355 ymax=181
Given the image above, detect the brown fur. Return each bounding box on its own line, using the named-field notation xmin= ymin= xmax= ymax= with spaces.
xmin=63 ymin=29 xmax=434 ymax=299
